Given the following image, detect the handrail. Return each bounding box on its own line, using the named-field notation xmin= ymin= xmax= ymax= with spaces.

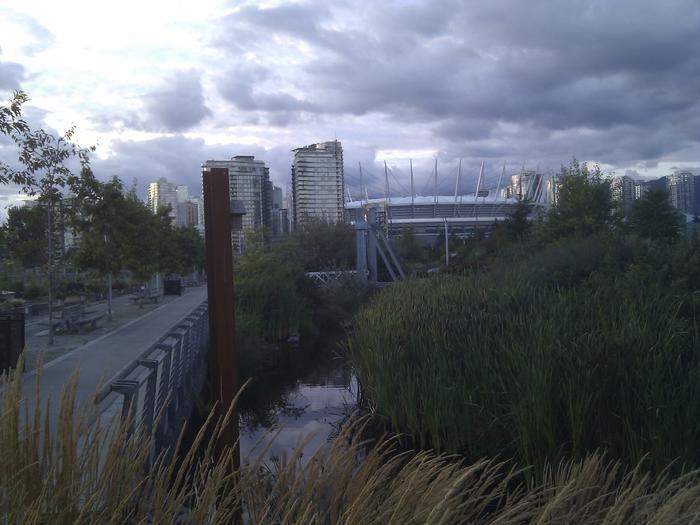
xmin=93 ymin=300 xmax=207 ymax=404
xmin=92 ymin=300 xmax=209 ymax=452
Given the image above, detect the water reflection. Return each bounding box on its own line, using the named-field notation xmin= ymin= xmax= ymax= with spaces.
xmin=238 ymin=347 xmax=357 ymax=464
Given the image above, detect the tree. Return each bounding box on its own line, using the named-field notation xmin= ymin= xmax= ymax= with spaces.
xmin=503 ymin=200 xmax=532 ymax=242
xmin=4 ymin=205 xmax=48 ymax=268
xmin=276 ymin=220 xmax=355 ymax=271
xmin=0 ymin=92 xmax=29 ymax=177
xmin=0 ymin=91 xmax=96 ymax=344
xmin=72 ymin=177 xmax=130 ymax=320
xmin=163 ymin=226 xmax=205 ymax=276
xmin=547 ymin=159 xmax=612 ymax=238
xmin=629 ymin=188 xmax=683 ymax=240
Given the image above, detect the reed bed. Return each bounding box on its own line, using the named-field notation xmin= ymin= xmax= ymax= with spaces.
xmin=348 ymin=239 xmax=700 ymax=475
xmin=5 ymin=358 xmax=700 ymax=522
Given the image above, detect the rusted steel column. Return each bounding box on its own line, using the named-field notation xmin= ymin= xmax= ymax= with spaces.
xmin=202 ymin=166 xmax=240 ymax=470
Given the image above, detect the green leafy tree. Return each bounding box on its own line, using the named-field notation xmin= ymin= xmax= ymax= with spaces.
xmin=276 ymin=220 xmax=354 ymax=271
xmin=72 ymin=177 xmax=131 ymax=319
xmin=503 ymin=200 xmax=533 ymax=242
xmin=120 ymin=196 xmax=162 ymax=283
xmin=4 ymin=205 xmax=48 ymax=268
xmin=0 ymin=91 xmax=96 ymax=344
xmin=629 ymin=188 xmax=683 ymax=240
xmin=165 ymin=226 xmax=204 ymax=275
xmin=547 ymin=159 xmax=612 ymax=238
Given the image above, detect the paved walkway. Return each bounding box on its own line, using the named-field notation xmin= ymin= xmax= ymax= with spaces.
xmin=17 ymin=285 xmax=208 ymax=431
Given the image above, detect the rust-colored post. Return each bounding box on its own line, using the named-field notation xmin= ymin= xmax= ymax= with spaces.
xmin=202 ymin=166 xmax=240 ymax=470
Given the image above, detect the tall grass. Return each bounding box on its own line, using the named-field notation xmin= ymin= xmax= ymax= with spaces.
xmin=348 ymin=238 xmax=700 ymax=475
xmin=4 ymin=360 xmax=700 ymax=523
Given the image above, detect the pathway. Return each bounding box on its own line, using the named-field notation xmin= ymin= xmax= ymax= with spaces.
xmin=16 ymin=285 xmax=208 ymax=432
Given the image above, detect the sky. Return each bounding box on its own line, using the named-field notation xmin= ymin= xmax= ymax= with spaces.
xmin=2 ymin=0 xmax=700 ymax=216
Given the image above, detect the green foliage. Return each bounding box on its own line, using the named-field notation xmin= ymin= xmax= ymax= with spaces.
xmin=0 ymin=91 xmax=29 ymax=184
xmin=502 ymin=199 xmax=532 ymax=241
xmin=72 ymin=178 xmax=204 ymax=283
xmin=276 ymin=219 xmax=355 ymax=271
xmin=233 ymin=224 xmax=371 ymax=380
xmin=628 ymin=188 xmax=683 ymax=240
xmin=349 ymin=236 xmax=700 ymax=476
xmin=547 ymin=159 xmax=612 ymax=238
xmin=392 ymin=228 xmax=424 ymax=263
xmin=4 ymin=205 xmax=47 ymax=268
xmin=236 ymin=247 xmax=306 ymax=344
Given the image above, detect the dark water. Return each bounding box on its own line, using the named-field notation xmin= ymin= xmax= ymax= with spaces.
xmin=238 ymin=344 xmax=357 ymax=464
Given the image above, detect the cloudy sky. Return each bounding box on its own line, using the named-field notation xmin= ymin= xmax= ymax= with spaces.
xmin=1 ymin=0 xmax=700 ymax=214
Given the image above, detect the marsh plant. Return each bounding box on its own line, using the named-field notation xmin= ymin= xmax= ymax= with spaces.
xmin=5 ymin=359 xmax=700 ymax=523
xmin=348 ymin=236 xmax=700 ymax=476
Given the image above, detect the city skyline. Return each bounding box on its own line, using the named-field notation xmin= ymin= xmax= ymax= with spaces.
xmin=3 ymin=1 xmax=700 ymax=215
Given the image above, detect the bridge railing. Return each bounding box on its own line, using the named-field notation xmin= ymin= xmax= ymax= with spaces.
xmin=93 ymin=300 xmax=208 ymax=452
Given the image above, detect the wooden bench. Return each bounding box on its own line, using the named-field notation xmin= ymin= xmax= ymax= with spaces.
xmin=129 ymin=288 xmax=161 ymax=307
xmin=52 ymin=304 xmax=103 ymax=333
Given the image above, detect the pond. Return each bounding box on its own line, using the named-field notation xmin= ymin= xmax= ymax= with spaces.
xmin=238 ymin=341 xmax=357 ymax=465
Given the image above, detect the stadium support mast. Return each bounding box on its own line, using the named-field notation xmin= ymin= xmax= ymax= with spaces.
xmin=496 ymin=162 xmax=505 ymax=200
xmin=474 ymin=161 xmax=484 ymax=219
xmin=410 ymin=159 xmax=415 ymax=218
xmin=359 ymin=162 xmax=365 ymax=205
xmin=384 ymin=160 xmax=390 ymax=204
xmin=434 ymin=158 xmax=438 ymax=217
xmin=475 ymin=160 xmax=484 ymax=198
xmin=434 ymin=158 xmax=438 ymax=204
xmin=384 ymin=160 xmax=391 ymax=226
xmin=454 ymin=159 xmax=462 ymax=216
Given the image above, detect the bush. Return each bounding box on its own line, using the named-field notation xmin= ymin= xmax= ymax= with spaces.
xmin=22 ymin=283 xmax=45 ymax=300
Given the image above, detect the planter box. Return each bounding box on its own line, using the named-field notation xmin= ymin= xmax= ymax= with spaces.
xmin=0 ymin=313 xmax=24 ymax=374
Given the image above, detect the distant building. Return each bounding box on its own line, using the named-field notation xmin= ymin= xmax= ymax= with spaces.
xmin=177 ymin=200 xmax=199 ymax=228
xmin=271 ymin=185 xmax=288 ymax=236
xmin=148 ymin=178 xmax=179 ymax=222
xmin=345 ymin=194 xmax=537 ymax=241
xmin=502 ymin=171 xmax=544 ymax=201
xmin=176 ymin=185 xmax=189 ymax=203
xmin=633 ymin=180 xmax=648 ymax=201
xmin=667 ymin=171 xmax=695 ymax=214
xmin=202 ymin=156 xmax=272 ymax=254
xmin=189 ymin=196 xmax=204 ymax=227
xmin=610 ymin=175 xmax=637 ymax=210
xmin=291 ymin=140 xmax=344 ymax=227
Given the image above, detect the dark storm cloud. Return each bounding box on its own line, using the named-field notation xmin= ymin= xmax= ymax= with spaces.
xmin=97 ymin=71 xmax=213 ymax=133
xmin=143 ymin=70 xmax=212 ymax=132
xmin=213 ymin=0 xmax=700 ymax=168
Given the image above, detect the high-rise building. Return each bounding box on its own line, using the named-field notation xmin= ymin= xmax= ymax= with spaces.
xmin=271 ymin=186 xmax=289 ymax=236
xmin=202 ymin=156 xmax=272 ymax=254
xmin=610 ymin=175 xmax=637 ymax=210
xmin=177 ymin=200 xmax=199 ymax=228
xmin=148 ymin=178 xmax=178 ymax=222
xmin=176 ymin=185 xmax=189 ymax=203
xmin=291 ymin=140 xmax=344 ymax=227
xmin=667 ymin=171 xmax=695 ymax=214
xmin=189 ymin=196 xmax=204 ymax=226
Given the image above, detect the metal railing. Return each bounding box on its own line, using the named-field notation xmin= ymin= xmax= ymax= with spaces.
xmin=93 ymin=300 xmax=208 ymax=451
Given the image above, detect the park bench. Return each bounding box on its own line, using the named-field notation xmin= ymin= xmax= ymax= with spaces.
xmin=130 ymin=288 xmax=161 ymax=306
xmin=51 ymin=304 xmax=103 ymax=333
